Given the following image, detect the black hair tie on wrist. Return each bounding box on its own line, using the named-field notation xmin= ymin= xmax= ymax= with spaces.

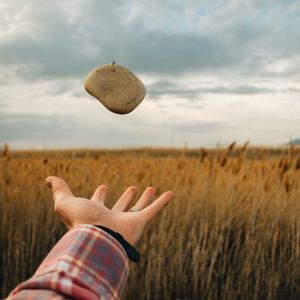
xmin=94 ymin=225 xmax=140 ymax=263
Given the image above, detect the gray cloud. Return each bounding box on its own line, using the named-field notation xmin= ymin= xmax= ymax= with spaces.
xmin=148 ymin=80 xmax=300 ymax=100
xmin=0 ymin=113 xmax=75 ymax=140
xmin=1 ymin=0 xmax=299 ymax=83
xmin=127 ymin=115 xmax=227 ymax=134
xmin=119 ymin=32 xmax=238 ymax=74
xmin=172 ymin=120 xmax=228 ymax=133
xmin=2 ymin=112 xmax=214 ymax=147
xmin=0 ymin=22 xmax=237 ymax=80
xmin=0 ymin=100 xmax=6 ymax=108
xmin=148 ymin=80 xmax=202 ymax=99
xmin=0 ymin=112 xmax=138 ymax=145
xmin=0 ymin=0 xmax=299 ymax=148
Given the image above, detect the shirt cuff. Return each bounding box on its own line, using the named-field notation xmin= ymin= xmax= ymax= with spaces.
xmin=9 ymin=224 xmax=129 ymax=300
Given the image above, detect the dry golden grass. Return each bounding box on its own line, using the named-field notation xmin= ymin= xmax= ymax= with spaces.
xmin=1 ymin=144 xmax=300 ymax=299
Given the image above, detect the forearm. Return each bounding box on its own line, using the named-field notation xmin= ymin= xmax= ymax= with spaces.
xmin=7 ymin=225 xmax=129 ymax=300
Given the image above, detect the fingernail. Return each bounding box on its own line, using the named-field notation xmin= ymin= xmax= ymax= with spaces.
xmin=131 ymin=186 xmax=138 ymax=193
xmin=168 ymin=191 xmax=175 ymax=198
xmin=46 ymin=177 xmax=52 ymax=188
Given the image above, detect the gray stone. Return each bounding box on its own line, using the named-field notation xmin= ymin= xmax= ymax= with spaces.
xmin=84 ymin=63 xmax=146 ymax=114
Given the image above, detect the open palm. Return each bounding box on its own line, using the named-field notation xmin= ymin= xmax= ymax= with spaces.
xmin=46 ymin=176 xmax=174 ymax=246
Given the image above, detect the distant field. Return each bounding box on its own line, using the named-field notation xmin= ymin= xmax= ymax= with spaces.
xmin=1 ymin=144 xmax=299 ymax=299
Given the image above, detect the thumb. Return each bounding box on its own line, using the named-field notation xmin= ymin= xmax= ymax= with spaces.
xmin=45 ymin=176 xmax=73 ymax=203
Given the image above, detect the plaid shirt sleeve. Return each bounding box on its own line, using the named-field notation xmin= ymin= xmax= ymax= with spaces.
xmin=7 ymin=224 xmax=129 ymax=300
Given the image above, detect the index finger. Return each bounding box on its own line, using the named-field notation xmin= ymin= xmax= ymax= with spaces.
xmin=140 ymin=191 xmax=174 ymax=222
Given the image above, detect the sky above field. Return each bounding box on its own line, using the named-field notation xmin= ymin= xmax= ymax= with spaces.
xmin=0 ymin=0 xmax=300 ymax=149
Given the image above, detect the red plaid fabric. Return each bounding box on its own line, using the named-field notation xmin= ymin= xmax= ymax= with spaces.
xmin=7 ymin=225 xmax=129 ymax=300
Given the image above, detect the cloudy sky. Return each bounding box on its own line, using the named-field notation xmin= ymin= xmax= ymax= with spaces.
xmin=0 ymin=0 xmax=299 ymax=149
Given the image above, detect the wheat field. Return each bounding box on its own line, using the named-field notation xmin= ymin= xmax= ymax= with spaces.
xmin=0 ymin=144 xmax=299 ymax=299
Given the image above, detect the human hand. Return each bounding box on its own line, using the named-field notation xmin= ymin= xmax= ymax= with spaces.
xmin=46 ymin=176 xmax=174 ymax=246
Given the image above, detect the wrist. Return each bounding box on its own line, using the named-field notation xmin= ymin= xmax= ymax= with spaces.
xmin=93 ymin=225 xmax=140 ymax=263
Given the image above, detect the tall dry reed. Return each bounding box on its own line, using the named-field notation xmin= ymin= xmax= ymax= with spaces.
xmin=0 ymin=145 xmax=299 ymax=299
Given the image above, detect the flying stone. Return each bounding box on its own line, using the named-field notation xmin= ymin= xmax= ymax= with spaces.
xmin=84 ymin=63 xmax=146 ymax=114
